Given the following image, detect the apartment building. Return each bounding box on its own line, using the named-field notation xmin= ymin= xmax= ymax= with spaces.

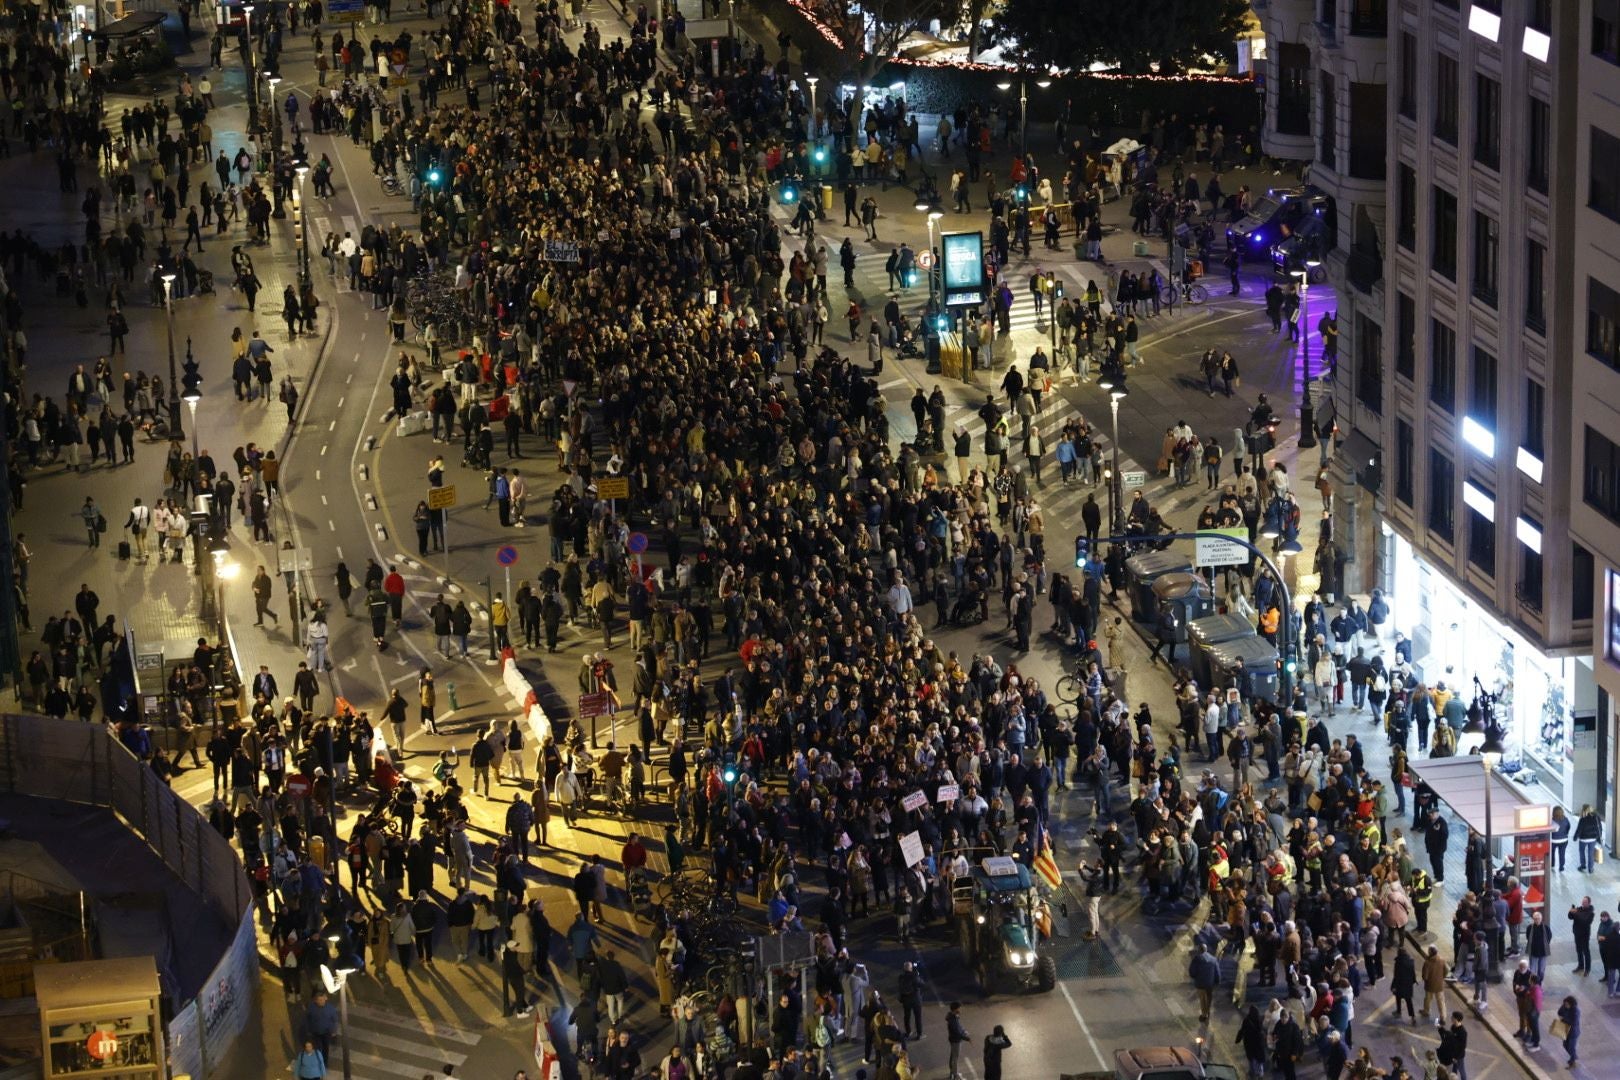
xmin=1259 ymin=0 xmax=1608 ymax=819
xmin=1571 ymin=0 xmax=1620 ymax=837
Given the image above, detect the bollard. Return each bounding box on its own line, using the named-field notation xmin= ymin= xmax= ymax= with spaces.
xmin=447 ymin=683 xmax=459 ymax=711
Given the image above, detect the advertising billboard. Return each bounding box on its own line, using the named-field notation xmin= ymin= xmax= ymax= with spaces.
xmin=941 ymin=231 xmax=986 ymax=308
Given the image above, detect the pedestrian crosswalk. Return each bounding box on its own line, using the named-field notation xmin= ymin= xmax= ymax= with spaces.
xmin=306 ymin=1001 xmax=483 ymax=1080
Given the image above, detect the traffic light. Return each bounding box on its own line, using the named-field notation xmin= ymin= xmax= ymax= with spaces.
xmin=1074 ymin=536 xmax=1089 ymax=567
xmin=812 ymin=145 xmax=828 ymax=165
xmin=426 ymin=167 xmax=443 ymax=186
xmin=935 ymin=314 xmax=951 ymax=333
xmin=779 ymin=179 xmax=799 ymax=204
xmin=904 ymin=269 xmax=918 ymax=288
xmin=722 ymin=765 xmax=738 ymax=785
xmin=1015 ymin=185 xmax=1028 ymax=203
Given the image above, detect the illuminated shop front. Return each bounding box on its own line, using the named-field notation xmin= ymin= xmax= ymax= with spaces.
xmin=1385 ymin=525 xmax=1599 ymax=812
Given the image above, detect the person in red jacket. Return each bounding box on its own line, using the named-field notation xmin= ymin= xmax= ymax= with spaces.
xmin=383 ymin=566 xmax=406 ymax=627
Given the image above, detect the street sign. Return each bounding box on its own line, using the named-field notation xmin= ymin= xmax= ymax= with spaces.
xmin=497 ymin=545 xmax=519 ymax=567
xmin=1195 ymin=528 xmax=1251 ymax=568
xmin=285 ymin=774 xmax=313 ymax=797
xmin=326 ymin=0 xmax=364 ymax=21
xmin=577 ymin=692 xmax=615 ymax=718
xmin=626 ymin=532 xmax=649 ymax=555
xmin=543 ymin=240 xmax=581 ymax=263
xmin=596 ymin=476 xmax=630 ymax=500
xmin=427 ymin=485 xmax=457 ymax=510
xmin=917 ymin=251 xmax=935 ymax=269
xmin=1121 ymin=469 xmax=1148 ymax=490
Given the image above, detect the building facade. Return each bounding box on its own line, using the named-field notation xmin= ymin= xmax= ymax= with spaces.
xmin=1570 ymin=0 xmax=1620 ymax=839
xmin=1259 ymin=0 xmax=1610 ymax=823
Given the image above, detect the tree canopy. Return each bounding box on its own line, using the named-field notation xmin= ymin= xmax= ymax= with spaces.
xmin=988 ymin=0 xmax=1250 ymax=75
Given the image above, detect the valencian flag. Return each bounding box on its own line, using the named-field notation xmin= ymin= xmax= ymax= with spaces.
xmin=1033 ymin=834 xmax=1062 ymax=890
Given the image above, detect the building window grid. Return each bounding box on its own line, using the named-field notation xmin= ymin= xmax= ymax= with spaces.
xmin=1277 ymin=43 xmax=1313 ymax=137
xmin=1431 ymin=319 xmax=1457 ymax=412
xmin=1470 ymin=347 xmax=1498 ymax=426
xmin=1593 ymin=126 xmax=1620 ymax=223
xmin=1433 ymin=186 xmax=1458 ymax=281
xmin=1473 ymin=75 xmax=1500 ymax=169
xmin=1526 ymin=239 xmax=1546 ymax=333
xmin=1396 ymin=291 xmax=1416 ymax=379
xmin=1396 ymin=419 xmax=1415 ymax=508
xmin=1429 ymin=449 xmax=1455 ymax=543
xmin=1398 ymin=33 xmax=1418 ymax=117
xmin=1320 ymin=73 xmax=1338 ymax=170
xmin=1524 ymin=378 xmax=1545 ymax=458
xmin=1355 ymin=313 xmax=1383 ymax=414
xmin=1468 ymin=507 xmax=1496 ymax=576
xmin=1472 ymin=211 xmax=1498 ymax=308
xmin=1520 ymin=545 xmax=1543 ymax=612
xmin=1584 ymin=427 xmax=1620 ymax=527
xmin=1597 ymin=0 xmax=1620 ymax=65
xmin=1590 ymin=277 xmax=1620 ymax=373
xmin=1435 ymin=54 xmax=1459 ymax=145
xmin=1528 ymin=98 xmax=1550 ymax=194
xmin=1397 ymin=164 xmax=1416 ymax=249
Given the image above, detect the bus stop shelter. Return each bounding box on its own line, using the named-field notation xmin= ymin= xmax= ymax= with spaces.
xmin=1409 ymin=754 xmax=1555 ymax=915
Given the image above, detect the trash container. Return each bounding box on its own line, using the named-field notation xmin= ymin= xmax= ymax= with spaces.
xmin=1206 ymin=636 xmax=1282 ymax=703
xmin=1152 ymin=572 xmax=1215 ymax=662
xmin=1125 ymin=549 xmax=1193 ymax=624
xmin=822 ymin=184 xmax=834 ymax=211
xmin=1188 ymin=613 xmax=1258 ymax=689
xmin=1133 ymin=239 xmax=1150 ymax=257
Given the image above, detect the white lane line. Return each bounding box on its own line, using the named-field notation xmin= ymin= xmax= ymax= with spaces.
xmin=338 ymin=396 xmax=345 ymax=408
xmin=1058 ymin=980 xmax=1106 ymax=1070
xmin=321 ymin=495 xmax=329 ymax=505
xmin=329 ymin=520 xmax=336 ymax=530
xmin=321 ymin=444 xmax=328 ymax=455
xmin=329 ymin=421 xmax=337 ymax=431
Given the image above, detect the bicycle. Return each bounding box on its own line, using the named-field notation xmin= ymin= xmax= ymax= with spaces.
xmin=1162 ymin=279 xmax=1209 ymax=307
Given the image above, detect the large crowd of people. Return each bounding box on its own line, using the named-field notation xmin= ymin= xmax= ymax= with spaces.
xmin=4 ymin=1 xmax=1585 ymax=1079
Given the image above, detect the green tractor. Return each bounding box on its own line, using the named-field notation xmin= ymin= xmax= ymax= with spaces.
xmin=952 ymin=855 xmax=1058 ymax=995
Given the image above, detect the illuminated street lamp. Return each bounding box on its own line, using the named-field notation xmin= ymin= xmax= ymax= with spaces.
xmin=996 ymin=75 xmax=1051 ymax=174
xmin=161 ymin=273 xmax=184 ymax=442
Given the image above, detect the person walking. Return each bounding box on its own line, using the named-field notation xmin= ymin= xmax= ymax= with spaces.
xmin=1420 ymin=946 xmax=1448 ymax=1019
xmin=1391 ymin=946 xmax=1417 ymax=1023
xmin=945 ymin=1002 xmax=969 ymax=1080
xmin=292 ymin=1039 xmax=327 ymax=1079
xmin=1189 ymin=942 xmax=1219 ymax=1022
xmin=1555 ymin=995 xmax=1579 ymax=1068
xmin=1437 ymin=1011 xmax=1468 ymax=1080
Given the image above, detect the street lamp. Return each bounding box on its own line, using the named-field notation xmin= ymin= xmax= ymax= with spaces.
xmin=183 ymin=336 xmax=201 ymax=458
xmin=1480 ymin=732 xmax=1506 ymax=982
xmin=320 ymin=961 xmax=358 ymax=1080
xmin=295 ymin=164 xmax=311 ymax=283
xmin=924 ymin=209 xmax=944 ymax=307
xmin=996 ymin=75 xmax=1051 ymax=175
xmin=213 ymin=555 xmax=238 ymax=648
xmin=805 ymin=76 xmax=818 ymax=144
xmin=161 ymin=273 xmax=185 ymax=442
xmin=243 ymin=4 xmax=258 ymax=111
xmin=1101 ymin=380 xmax=1127 ymax=534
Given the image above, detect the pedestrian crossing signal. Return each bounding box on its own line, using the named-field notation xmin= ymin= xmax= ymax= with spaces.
xmin=780 ymin=181 xmax=799 ymax=204
xmin=1074 ymin=537 xmax=1088 ymax=567
xmin=426 ymin=168 xmax=443 ymax=185
xmin=812 ymin=146 xmax=828 ymax=164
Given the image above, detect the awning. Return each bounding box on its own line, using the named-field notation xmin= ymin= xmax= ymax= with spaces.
xmin=97 ymin=12 xmax=166 ymax=38
xmin=1409 ymin=754 xmax=1552 ymax=837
